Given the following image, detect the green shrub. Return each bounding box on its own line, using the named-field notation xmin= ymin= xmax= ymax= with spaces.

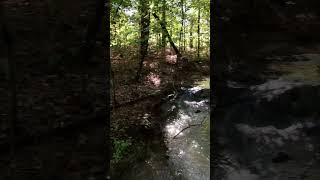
xmin=112 ymin=138 xmax=132 ymax=163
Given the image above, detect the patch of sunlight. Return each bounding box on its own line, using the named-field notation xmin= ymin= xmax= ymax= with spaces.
xmin=235 ymin=122 xmax=316 ymax=147
xmin=184 ymin=100 xmax=208 ymax=108
xmin=252 ymin=54 xmax=320 ymax=100
xmin=123 ymin=8 xmax=137 ymax=16
xmin=201 ymin=117 xmax=210 ymax=137
xmin=194 ymin=78 xmax=210 ymax=89
xmin=149 ymin=62 xmax=159 ymax=69
xmin=188 ymin=86 xmax=202 ymax=93
xmin=191 ymin=140 xmax=199 ymax=148
xmin=146 ymin=72 xmax=161 ymax=87
xmin=143 ymin=113 xmax=150 ymax=119
xmin=178 ymin=149 xmax=185 ymax=157
xmin=269 ymin=54 xmax=320 ymax=86
xmin=168 ymin=105 xmax=176 ymax=112
xmin=165 ymin=55 xmax=177 ymax=64
xmin=251 ymin=78 xmax=303 ymax=100
xmin=166 ymin=124 xmax=183 ymax=137
xmin=180 ymin=113 xmax=190 ymax=121
xmin=165 ymin=112 xmax=190 ymax=137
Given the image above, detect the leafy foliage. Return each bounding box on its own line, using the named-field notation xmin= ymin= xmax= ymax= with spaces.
xmin=112 ymin=138 xmax=132 ymax=163
xmin=111 ymin=0 xmax=210 ymax=59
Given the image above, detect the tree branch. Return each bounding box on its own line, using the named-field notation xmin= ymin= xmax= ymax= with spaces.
xmin=172 ymin=116 xmax=207 ymax=139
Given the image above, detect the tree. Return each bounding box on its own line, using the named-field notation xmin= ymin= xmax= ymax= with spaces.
xmin=136 ymin=0 xmax=151 ymax=81
xmin=153 ymin=13 xmax=181 ymax=58
xmin=197 ymin=5 xmax=201 ymax=59
xmin=161 ymin=0 xmax=166 ymax=56
xmin=189 ymin=18 xmax=194 ymax=49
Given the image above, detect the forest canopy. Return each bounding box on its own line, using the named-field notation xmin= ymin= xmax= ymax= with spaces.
xmin=111 ymin=0 xmax=210 ymax=63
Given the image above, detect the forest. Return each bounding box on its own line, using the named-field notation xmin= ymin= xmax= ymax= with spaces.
xmin=0 ymin=0 xmax=210 ymax=179
xmin=3 ymin=0 xmax=320 ymax=179
xmin=110 ymin=0 xmax=210 ymax=179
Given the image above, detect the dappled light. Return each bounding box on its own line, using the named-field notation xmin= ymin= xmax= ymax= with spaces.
xmin=146 ymin=72 xmax=161 ymax=87
xmin=164 ymin=84 xmax=210 ymax=179
xmin=165 ymin=55 xmax=177 ymax=64
xmin=110 ymin=0 xmax=209 ymax=178
xmin=166 ymin=111 xmax=190 ymax=137
xmin=184 ymin=100 xmax=208 ymax=108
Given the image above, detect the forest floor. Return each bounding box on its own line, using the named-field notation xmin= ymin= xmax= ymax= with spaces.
xmin=110 ymin=48 xmax=210 ymax=177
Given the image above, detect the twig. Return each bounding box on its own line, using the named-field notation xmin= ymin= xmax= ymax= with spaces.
xmin=172 ymin=116 xmax=207 ymax=139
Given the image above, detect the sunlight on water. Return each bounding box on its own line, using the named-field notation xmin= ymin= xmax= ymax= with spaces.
xmin=194 ymin=78 xmax=210 ymax=89
xmin=120 ymin=78 xmax=210 ymax=180
xmin=269 ymin=54 xmax=320 ymax=84
xmin=165 ymin=112 xmax=190 ymax=137
xmin=164 ymin=82 xmax=210 ymax=180
xmin=252 ymin=54 xmax=320 ymax=100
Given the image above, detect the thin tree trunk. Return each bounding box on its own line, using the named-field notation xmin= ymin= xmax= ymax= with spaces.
xmin=136 ymin=0 xmax=150 ymax=81
xmin=153 ymin=13 xmax=181 ymax=57
xmin=161 ymin=0 xmax=166 ymax=55
xmin=179 ymin=29 xmax=182 ymax=50
xmin=183 ymin=21 xmax=186 ymax=51
xmin=197 ymin=7 xmax=201 ymax=59
xmin=181 ymin=0 xmax=185 ymax=51
xmin=189 ymin=19 xmax=193 ymax=49
xmin=179 ymin=0 xmax=183 ymax=51
xmin=1 ymin=4 xmax=17 ymax=179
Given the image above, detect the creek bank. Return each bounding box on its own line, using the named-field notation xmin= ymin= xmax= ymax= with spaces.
xmin=115 ymin=81 xmax=210 ymax=180
xmin=110 ymin=60 xmax=210 ymax=179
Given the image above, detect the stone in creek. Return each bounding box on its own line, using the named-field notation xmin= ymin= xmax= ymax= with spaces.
xmin=195 ymin=110 xmax=201 ymax=113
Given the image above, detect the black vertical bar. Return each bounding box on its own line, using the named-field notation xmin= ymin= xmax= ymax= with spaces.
xmin=210 ymin=0 xmax=215 ymax=179
xmin=105 ymin=0 xmax=111 ymax=179
xmin=0 ymin=4 xmax=17 ymax=179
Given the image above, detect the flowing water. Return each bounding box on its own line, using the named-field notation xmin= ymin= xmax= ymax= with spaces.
xmin=119 ymin=78 xmax=210 ymax=180
xmin=251 ymin=53 xmax=320 ymax=100
xmin=163 ymin=80 xmax=210 ymax=180
xmin=216 ymin=53 xmax=320 ymax=180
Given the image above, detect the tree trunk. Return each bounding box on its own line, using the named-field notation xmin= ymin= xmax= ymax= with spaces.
xmin=153 ymin=13 xmax=181 ymax=58
xmin=179 ymin=0 xmax=184 ymax=51
xmin=183 ymin=17 xmax=186 ymax=51
xmin=182 ymin=0 xmax=185 ymax=51
xmin=197 ymin=7 xmax=201 ymax=59
xmin=161 ymin=0 xmax=166 ymax=56
xmin=136 ymin=0 xmax=151 ymax=81
xmin=189 ymin=19 xmax=193 ymax=49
